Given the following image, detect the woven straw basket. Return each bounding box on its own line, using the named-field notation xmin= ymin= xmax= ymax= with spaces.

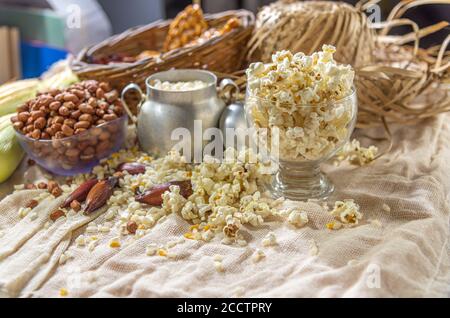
xmin=71 ymin=10 xmax=255 ymax=112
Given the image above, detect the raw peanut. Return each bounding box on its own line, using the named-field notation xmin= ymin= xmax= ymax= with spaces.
xmin=13 ymin=122 xmax=24 ymax=130
xmin=55 ymin=94 xmax=65 ymax=102
xmin=103 ymin=114 xmax=118 ymax=121
xmin=127 ymin=221 xmax=138 ymax=234
xmin=63 ymin=118 xmax=76 ymax=127
xmin=53 ymin=116 xmax=64 ymax=124
xmin=98 ymin=131 xmax=110 ymax=141
xmin=96 ymin=141 xmax=110 ymax=154
xmin=70 ymin=110 xmax=82 ymax=119
xmin=50 ymin=209 xmax=65 ymax=221
xmin=61 ymin=178 xmax=98 ymax=208
xmin=63 ymin=101 xmax=75 ymax=110
xmin=96 ymin=119 xmax=106 ymax=125
xmin=54 ymin=131 xmax=66 ymax=139
xmin=31 ymin=129 xmax=41 ymax=139
xmin=65 ymin=148 xmax=80 ymax=157
xmin=78 ymin=114 xmax=93 ymax=122
xmin=117 ymin=162 xmax=146 ymax=175
xmin=41 ymin=132 xmax=51 ymax=139
xmin=48 ymin=180 xmax=59 ymax=192
xmin=136 ymin=180 xmax=192 ymax=206
xmin=70 ymin=200 xmax=81 ymax=212
xmin=74 ymin=128 xmax=87 ymax=135
xmin=74 ymin=121 xmax=91 ymax=130
xmin=38 ymin=95 xmax=52 ymax=107
xmin=34 ymin=117 xmax=46 ymax=129
xmin=72 ymin=89 xmax=85 ymax=99
xmin=52 ymin=123 xmax=63 ymax=133
xmin=51 ymin=186 xmax=63 ymax=197
xmin=58 ymin=106 xmax=70 ymax=116
xmin=49 ymin=101 xmax=61 ymax=111
xmin=87 ymin=97 xmax=97 ymax=107
xmin=79 ymin=104 xmax=95 ymax=114
xmin=10 ymin=115 xmax=19 ymax=123
xmin=99 ymin=82 xmax=110 ymax=92
xmin=37 ymin=182 xmax=48 ymax=189
xmin=62 ymin=124 xmax=74 ymax=137
xmin=84 ymin=177 xmax=118 ymax=214
xmin=105 ymin=90 xmax=118 ymax=103
xmin=63 ymin=93 xmax=79 ymax=103
xmin=31 ymin=110 xmax=45 ymax=120
xmin=95 ymin=88 xmax=105 ymax=99
xmin=26 ymin=199 xmax=39 ymax=209
xmin=18 ymin=112 xmax=30 ymax=122
xmin=25 ymin=124 xmax=34 ymax=133
xmin=83 ymin=146 xmax=95 ymax=155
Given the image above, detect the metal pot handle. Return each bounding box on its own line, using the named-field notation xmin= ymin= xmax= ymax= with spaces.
xmin=219 ymin=78 xmax=240 ymax=104
xmin=121 ymin=83 xmax=146 ymax=124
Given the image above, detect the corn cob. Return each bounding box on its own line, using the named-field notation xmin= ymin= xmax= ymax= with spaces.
xmin=0 ymin=114 xmax=24 ymax=183
xmin=0 ymin=79 xmax=39 ymax=117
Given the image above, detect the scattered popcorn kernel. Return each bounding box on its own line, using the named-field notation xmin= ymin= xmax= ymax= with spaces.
xmin=253 ymin=249 xmax=266 ymax=263
xmin=330 ymin=199 xmax=362 ymax=226
xmin=214 ymin=261 xmax=225 ymax=272
xmin=326 ymin=221 xmax=342 ymax=230
xmin=287 ymin=209 xmax=308 ymax=227
xmin=59 ymin=288 xmax=69 ymax=297
xmin=262 ymin=232 xmax=277 ymax=247
xmin=382 ymin=204 xmax=391 ymax=212
xmin=158 ymin=249 xmax=167 ymax=257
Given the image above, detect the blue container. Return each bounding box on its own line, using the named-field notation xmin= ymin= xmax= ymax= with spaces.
xmin=21 ymin=42 xmax=68 ymax=78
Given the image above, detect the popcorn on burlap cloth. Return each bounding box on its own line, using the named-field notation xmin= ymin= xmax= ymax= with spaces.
xmin=0 ymin=114 xmax=449 ymax=298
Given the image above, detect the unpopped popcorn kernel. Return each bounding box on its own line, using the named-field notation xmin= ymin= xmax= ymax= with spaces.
xmin=382 ymin=204 xmax=391 ymax=212
xmin=158 ymin=249 xmax=167 ymax=257
xmin=109 ymin=238 xmax=121 ymax=248
xmin=59 ymin=288 xmax=69 ymax=297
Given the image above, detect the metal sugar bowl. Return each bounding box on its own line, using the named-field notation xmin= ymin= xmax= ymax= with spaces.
xmin=121 ymin=69 xmax=240 ymax=158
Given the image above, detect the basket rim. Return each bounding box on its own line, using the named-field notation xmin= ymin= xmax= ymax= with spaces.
xmin=73 ymin=9 xmax=255 ymax=73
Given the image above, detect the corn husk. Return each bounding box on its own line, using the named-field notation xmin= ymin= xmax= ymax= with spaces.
xmin=0 ymin=114 xmax=24 ymax=183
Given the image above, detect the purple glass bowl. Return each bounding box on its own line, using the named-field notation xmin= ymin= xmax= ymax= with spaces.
xmin=15 ymin=115 xmax=128 ymax=176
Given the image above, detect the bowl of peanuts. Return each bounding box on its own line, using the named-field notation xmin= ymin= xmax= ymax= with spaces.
xmin=11 ymin=80 xmax=128 ymax=176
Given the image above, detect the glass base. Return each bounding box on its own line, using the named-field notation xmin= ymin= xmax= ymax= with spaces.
xmin=268 ymin=161 xmax=334 ymax=201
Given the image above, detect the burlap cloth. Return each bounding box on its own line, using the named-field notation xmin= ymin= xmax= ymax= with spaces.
xmin=0 ymin=114 xmax=449 ymax=298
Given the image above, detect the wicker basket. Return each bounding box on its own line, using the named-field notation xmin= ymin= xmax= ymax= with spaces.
xmin=71 ymin=10 xmax=255 ymax=112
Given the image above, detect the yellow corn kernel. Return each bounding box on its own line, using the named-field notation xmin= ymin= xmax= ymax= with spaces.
xmin=158 ymin=249 xmax=167 ymax=257
xmin=138 ymin=224 xmax=146 ymax=230
xmin=110 ymin=240 xmax=121 ymax=248
xmin=111 ymin=153 xmax=120 ymax=159
xmin=189 ymin=224 xmax=199 ymax=231
xmin=184 ymin=232 xmax=195 ymax=240
xmin=203 ymin=225 xmax=211 ymax=231
xmin=59 ymin=288 xmax=68 ymax=297
xmin=326 ymin=222 xmax=335 ymax=230
xmin=90 ymin=236 xmax=98 ymax=241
